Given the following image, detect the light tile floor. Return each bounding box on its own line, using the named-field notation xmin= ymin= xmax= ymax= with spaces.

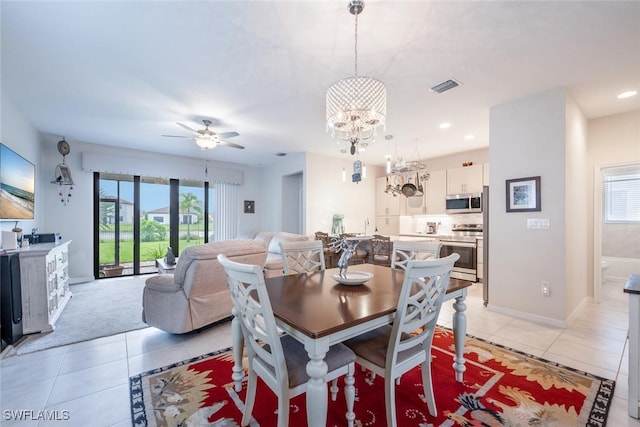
xmin=0 ymin=279 xmax=637 ymax=426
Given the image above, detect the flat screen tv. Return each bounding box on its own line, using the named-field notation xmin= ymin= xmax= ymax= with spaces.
xmin=0 ymin=144 xmax=35 ymax=220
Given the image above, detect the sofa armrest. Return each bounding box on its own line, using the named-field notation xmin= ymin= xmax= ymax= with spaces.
xmin=144 ymin=274 xmax=183 ymax=293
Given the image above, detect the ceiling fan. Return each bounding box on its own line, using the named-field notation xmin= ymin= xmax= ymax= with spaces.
xmin=162 ymin=119 xmax=244 ymax=150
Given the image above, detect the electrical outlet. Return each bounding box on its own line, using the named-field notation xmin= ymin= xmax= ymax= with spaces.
xmin=541 ymin=281 xmax=551 ymax=297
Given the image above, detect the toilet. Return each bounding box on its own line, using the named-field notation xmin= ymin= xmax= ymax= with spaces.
xmin=601 ymin=260 xmax=610 ymax=285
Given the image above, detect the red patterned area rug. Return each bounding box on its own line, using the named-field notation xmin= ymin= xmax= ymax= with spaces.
xmin=130 ymin=328 xmax=615 ymax=426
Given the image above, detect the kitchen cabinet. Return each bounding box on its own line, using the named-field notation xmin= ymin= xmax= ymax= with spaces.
xmin=425 ymin=169 xmax=447 ymax=214
xmin=19 ymin=241 xmax=71 ymax=334
xmin=446 ymin=164 xmax=484 ymax=194
xmin=376 ymin=177 xmax=406 ymax=216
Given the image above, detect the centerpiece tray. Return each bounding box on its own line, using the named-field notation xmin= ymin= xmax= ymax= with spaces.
xmin=332 ymin=271 xmax=373 ymax=286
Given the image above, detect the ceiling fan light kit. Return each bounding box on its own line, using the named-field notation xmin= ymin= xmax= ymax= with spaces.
xmin=326 ymin=0 xmax=387 ymax=155
xmin=163 ymin=119 xmax=244 ymax=150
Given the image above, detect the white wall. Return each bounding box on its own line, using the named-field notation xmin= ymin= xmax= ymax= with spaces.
xmin=564 ymin=96 xmax=589 ymax=315
xmin=37 ymin=134 xmax=263 ymax=282
xmin=489 ymin=88 xmax=569 ymax=325
xmin=0 ymin=93 xmax=44 ymax=238
xmin=419 ymin=148 xmax=489 ymax=172
xmin=256 ymin=152 xmax=306 ymax=234
xmin=305 ymin=152 xmax=377 ymax=236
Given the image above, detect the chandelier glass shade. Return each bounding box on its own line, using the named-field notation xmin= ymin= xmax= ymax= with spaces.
xmin=326 ymin=0 xmax=387 ymax=155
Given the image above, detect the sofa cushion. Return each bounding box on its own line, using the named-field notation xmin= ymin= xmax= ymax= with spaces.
xmin=174 ymin=240 xmax=267 ymax=285
xmin=267 ymin=232 xmax=308 ymax=255
xmin=253 ymin=231 xmax=276 ymax=250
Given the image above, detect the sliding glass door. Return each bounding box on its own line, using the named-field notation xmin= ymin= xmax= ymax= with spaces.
xmin=94 ymin=173 xmax=212 ymax=278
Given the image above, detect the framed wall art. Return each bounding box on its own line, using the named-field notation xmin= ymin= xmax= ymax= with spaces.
xmin=506 ymin=176 xmax=541 ymax=212
xmin=244 ymin=200 xmax=255 ymax=214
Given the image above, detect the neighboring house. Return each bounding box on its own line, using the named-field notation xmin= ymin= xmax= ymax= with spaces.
xmin=147 ymin=207 xmax=198 ymax=225
xmin=101 ymin=196 xmax=134 ymax=224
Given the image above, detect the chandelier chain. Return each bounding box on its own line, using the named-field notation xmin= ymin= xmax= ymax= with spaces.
xmin=354 ymin=12 xmax=359 ymax=78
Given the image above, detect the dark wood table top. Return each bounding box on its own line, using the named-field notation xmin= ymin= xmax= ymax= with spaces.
xmin=265 ymin=263 xmax=472 ymax=339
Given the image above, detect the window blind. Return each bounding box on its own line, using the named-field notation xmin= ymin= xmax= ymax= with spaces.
xmin=213 ymin=182 xmax=238 ymax=240
xmin=604 ymin=165 xmax=640 ymax=223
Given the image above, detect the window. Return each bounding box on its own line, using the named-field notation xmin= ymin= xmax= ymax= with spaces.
xmin=95 ymin=173 xmax=217 ymax=277
xmin=604 ymin=165 xmax=640 ymax=223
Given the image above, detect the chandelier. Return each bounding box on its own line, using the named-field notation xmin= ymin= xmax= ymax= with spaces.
xmin=326 ymin=0 xmax=387 ymax=155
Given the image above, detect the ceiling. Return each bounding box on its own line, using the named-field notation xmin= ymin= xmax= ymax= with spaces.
xmin=2 ymin=1 xmax=639 ymax=167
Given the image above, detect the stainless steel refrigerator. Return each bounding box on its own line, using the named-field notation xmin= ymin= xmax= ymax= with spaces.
xmin=482 ymin=185 xmax=489 ymax=306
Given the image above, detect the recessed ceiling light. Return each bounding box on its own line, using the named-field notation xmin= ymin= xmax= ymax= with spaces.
xmin=464 ymin=134 xmax=475 ymax=140
xmin=439 ymin=122 xmax=451 ymax=129
xmin=618 ymin=90 xmax=638 ymax=99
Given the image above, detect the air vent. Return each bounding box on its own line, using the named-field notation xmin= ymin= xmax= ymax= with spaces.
xmin=430 ymin=79 xmax=462 ymax=94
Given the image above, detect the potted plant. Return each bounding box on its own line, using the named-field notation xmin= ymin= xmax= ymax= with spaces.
xmin=102 ymin=264 xmax=124 ymax=277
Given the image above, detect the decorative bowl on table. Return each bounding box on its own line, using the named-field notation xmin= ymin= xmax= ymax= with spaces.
xmin=332 ymin=271 xmax=374 ymax=286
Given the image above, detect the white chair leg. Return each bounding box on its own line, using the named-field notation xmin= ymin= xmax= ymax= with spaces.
xmin=330 ymin=378 xmax=338 ymax=401
xmin=421 ymin=360 xmax=437 ymax=416
xmin=344 ymin=364 xmax=356 ymax=427
xmin=385 ymin=377 xmax=397 ymax=427
xmin=277 ymin=393 xmax=290 ymax=427
xmin=242 ymin=368 xmax=257 ymax=427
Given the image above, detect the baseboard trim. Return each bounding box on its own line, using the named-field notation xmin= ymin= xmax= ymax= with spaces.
xmin=486 ymin=304 xmax=567 ymax=329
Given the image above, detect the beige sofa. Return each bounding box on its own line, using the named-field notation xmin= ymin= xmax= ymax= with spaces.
xmin=249 ymin=231 xmax=309 ymax=277
xmin=142 ymin=239 xmax=267 ymax=334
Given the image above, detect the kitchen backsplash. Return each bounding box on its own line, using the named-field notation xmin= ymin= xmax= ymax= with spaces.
xmin=400 ymin=214 xmax=483 ymax=235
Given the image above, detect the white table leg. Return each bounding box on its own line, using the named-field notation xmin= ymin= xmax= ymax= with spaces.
xmin=231 ymin=309 xmax=244 ymax=392
xmin=452 ymin=292 xmax=467 ymax=382
xmin=305 ymin=351 xmax=328 ymax=427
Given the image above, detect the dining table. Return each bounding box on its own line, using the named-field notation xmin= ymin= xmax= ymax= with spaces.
xmin=230 ymin=263 xmax=472 ymax=427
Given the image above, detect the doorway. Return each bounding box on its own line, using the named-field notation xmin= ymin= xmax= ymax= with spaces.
xmin=593 ymin=162 xmax=640 ymax=302
xmin=282 ymin=172 xmax=303 ymax=234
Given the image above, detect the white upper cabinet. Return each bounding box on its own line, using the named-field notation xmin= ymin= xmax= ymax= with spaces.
xmin=376 ymin=177 xmax=405 ymax=216
xmin=446 ymin=164 xmax=484 ymax=194
xmin=425 ymin=169 xmax=447 ymax=214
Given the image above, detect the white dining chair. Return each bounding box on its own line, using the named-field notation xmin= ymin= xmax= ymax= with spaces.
xmin=280 ymin=240 xmax=326 ymax=275
xmin=218 ymin=254 xmax=356 ymax=427
xmin=391 ymin=240 xmax=442 ymax=270
xmin=343 ymin=253 xmax=459 ymax=427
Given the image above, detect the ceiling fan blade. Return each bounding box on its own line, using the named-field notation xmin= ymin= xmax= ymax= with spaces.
xmin=217 ymin=131 xmax=239 ymax=139
xmin=161 ymin=134 xmax=193 ymax=138
xmin=176 ymin=122 xmax=199 ymax=134
xmin=218 ymin=140 xmax=245 ymax=150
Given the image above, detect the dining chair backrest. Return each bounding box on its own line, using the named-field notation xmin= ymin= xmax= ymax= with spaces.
xmin=280 ymin=240 xmax=326 ymax=274
xmin=370 ymin=234 xmax=392 ymax=266
xmin=387 ymin=253 xmax=459 ymax=378
xmin=391 ymin=240 xmax=442 ymax=271
xmin=219 ymin=253 xmax=357 ymax=427
xmin=217 ymin=254 xmax=287 ymax=389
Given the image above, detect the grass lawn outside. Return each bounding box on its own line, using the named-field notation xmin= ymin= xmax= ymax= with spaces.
xmin=99 ymin=238 xmax=204 ymax=265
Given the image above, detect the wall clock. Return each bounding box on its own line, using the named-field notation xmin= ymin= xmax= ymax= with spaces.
xmin=57 ymin=137 xmax=70 ymax=156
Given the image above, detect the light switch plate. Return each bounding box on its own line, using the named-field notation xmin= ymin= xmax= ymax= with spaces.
xmin=527 ymin=218 xmax=550 ymax=229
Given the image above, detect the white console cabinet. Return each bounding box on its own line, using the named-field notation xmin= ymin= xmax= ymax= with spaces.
xmin=19 ymin=241 xmax=72 ymax=334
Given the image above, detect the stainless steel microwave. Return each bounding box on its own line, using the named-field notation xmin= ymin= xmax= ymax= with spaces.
xmin=446 ymin=193 xmax=482 ymax=214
